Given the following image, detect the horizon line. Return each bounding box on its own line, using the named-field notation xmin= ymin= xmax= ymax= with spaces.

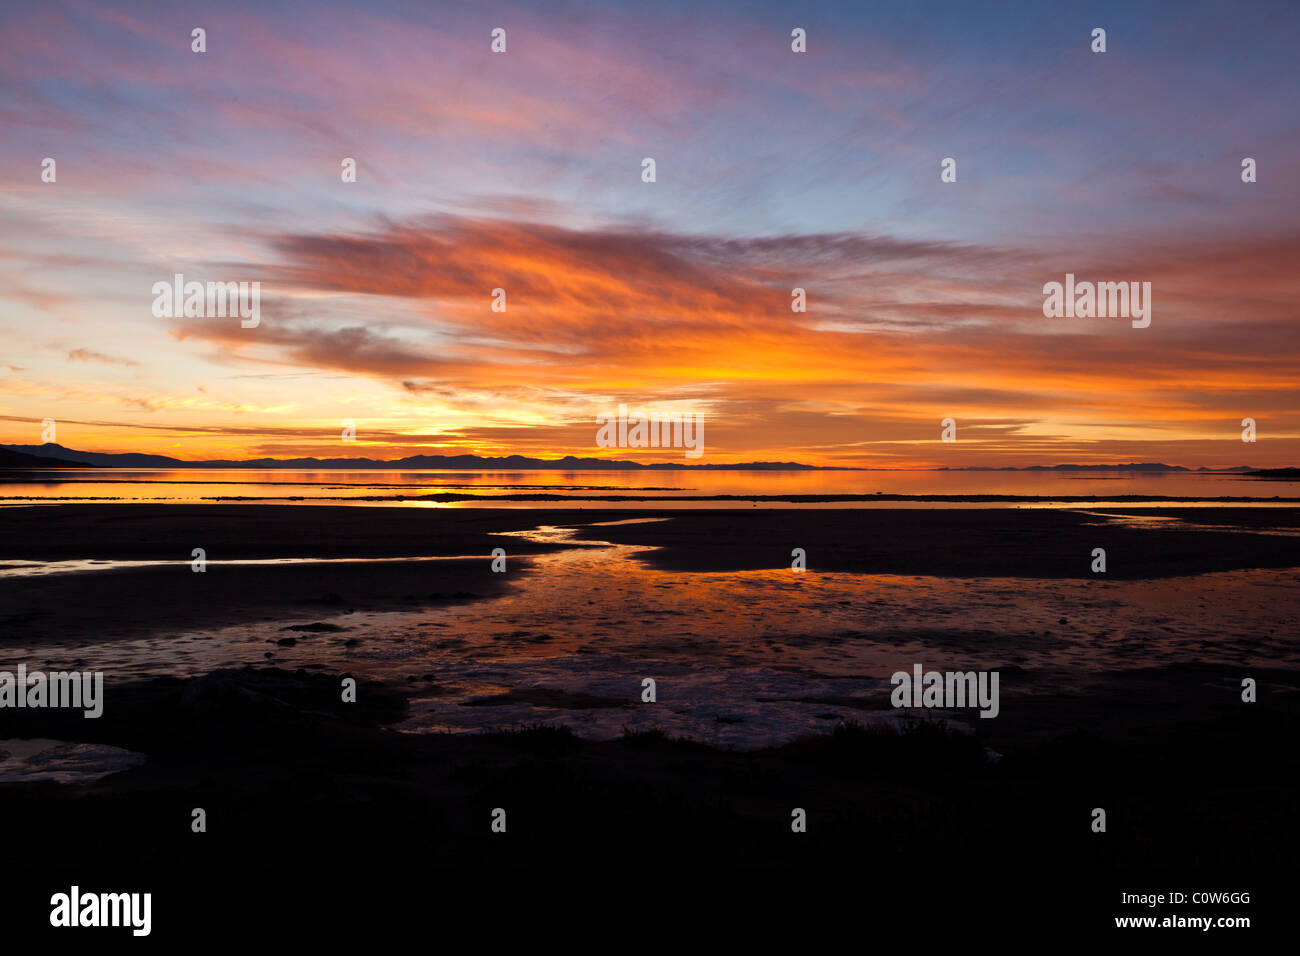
xmin=1 ymin=443 xmax=1289 ymax=473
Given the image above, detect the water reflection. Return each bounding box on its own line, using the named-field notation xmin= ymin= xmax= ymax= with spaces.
xmin=6 ymin=517 xmax=1297 ymax=748
xmin=0 ymin=467 xmax=1295 ymax=507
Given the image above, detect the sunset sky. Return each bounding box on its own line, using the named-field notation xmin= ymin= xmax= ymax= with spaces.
xmin=1 ymin=0 xmax=1297 ymax=467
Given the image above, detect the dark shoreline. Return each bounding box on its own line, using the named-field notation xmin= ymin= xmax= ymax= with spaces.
xmin=4 ymin=505 xmax=1300 ymax=647
xmin=2 ymin=503 xmax=1295 ymax=935
xmin=2 ymin=665 xmax=1293 ymax=935
xmin=0 ymin=505 xmax=577 ymax=644
xmin=7 ymin=492 xmax=1300 ymax=503
xmin=4 ymin=502 xmax=1299 ymax=565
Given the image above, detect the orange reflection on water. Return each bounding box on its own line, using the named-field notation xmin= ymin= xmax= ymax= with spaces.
xmin=0 ymin=468 xmax=1295 ymax=507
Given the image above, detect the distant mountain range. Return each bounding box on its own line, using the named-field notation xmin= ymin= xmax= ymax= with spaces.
xmin=940 ymin=462 xmax=1258 ymax=473
xmin=0 ymin=444 xmax=1286 ymax=474
xmin=0 ymin=443 xmax=820 ymax=471
xmin=0 ymin=447 xmax=97 ymax=468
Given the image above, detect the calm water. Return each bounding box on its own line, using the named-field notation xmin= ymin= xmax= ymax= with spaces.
xmin=1 ymin=468 xmax=1295 ymax=507
xmin=8 ymin=518 xmax=1298 ymax=746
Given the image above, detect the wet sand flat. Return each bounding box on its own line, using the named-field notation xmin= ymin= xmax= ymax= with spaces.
xmin=1 ymin=503 xmax=1296 ymax=931
xmin=574 ymin=506 xmax=1300 ymax=577
xmin=2 ymin=504 xmax=1297 ymax=747
xmin=5 ymin=504 xmax=1299 ymax=654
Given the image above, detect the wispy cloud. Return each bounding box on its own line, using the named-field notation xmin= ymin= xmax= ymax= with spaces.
xmin=0 ymin=0 xmax=1296 ymax=465
xmin=67 ymin=348 xmax=140 ymax=367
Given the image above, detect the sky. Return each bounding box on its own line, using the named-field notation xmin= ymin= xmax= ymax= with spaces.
xmin=1 ymin=0 xmax=1297 ymax=467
